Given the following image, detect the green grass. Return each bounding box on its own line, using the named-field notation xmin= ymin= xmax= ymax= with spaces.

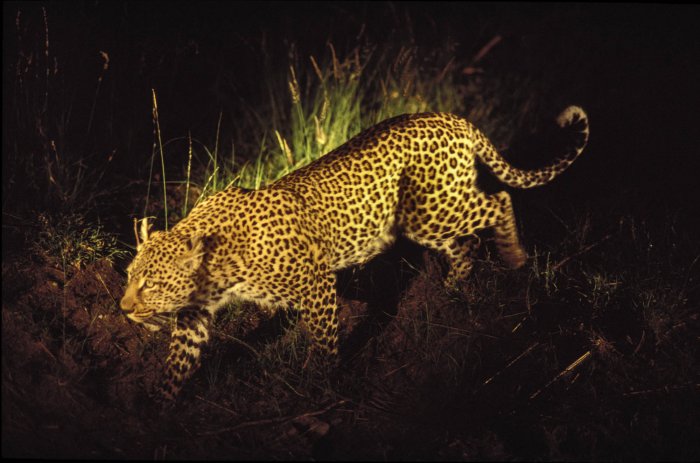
xmin=154 ymin=40 xmax=466 ymax=219
xmin=144 ymin=37 xmax=540 ymax=228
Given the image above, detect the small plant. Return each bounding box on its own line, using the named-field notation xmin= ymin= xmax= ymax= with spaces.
xmin=29 ymin=212 xmax=127 ymax=270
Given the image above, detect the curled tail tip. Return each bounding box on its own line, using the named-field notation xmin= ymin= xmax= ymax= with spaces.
xmin=557 ymin=105 xmax=589 ymax=133
xmin=557 ymin=105 xmax=589 ymax=156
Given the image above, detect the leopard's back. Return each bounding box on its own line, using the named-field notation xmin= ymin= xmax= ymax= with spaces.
xmin=271 ymin=108 xmax=588 ymax=271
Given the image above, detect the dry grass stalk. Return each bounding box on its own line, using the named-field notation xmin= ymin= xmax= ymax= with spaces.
xmin=552 ymin=233 xmax=613 ymax=272
xmin=310 ymin=55 xmax=324 ymax=82
xmin=530 ymin=350 xmax=592 ymax=399
xmin=275 ymin=130 xmax=294 ymax=166
xmin=288 ymin=66 xmax=300 ymax=104
xmin=185 ymin=131 xmax=193 ymax=213
xmin=198 ymin=399 xmax=348 ymax=436
xmin=313 ymin=115 xmax=327 ymax=147
xmin=329 ymin=42 xmax=340 ymax=81
xmin=150 ymin=88 xmax=168 ymax=229
xmin=195 ymin=395 xmax=241 ymax=417
xmin=483 ymin=342 xmax=540 ymax=385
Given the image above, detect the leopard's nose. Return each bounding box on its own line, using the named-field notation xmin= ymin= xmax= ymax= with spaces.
xmin=120 ymin=296 xmax=134 ymax=313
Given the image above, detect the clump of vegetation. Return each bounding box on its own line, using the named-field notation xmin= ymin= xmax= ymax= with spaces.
xmin=29 ymin=212 xmax=127 ymax=269
xmin=157 ymin=39 xmax=466 ymax=218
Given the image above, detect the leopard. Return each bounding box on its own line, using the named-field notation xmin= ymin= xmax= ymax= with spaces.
xmin=120 ymin=105 xmax=589 ymax=402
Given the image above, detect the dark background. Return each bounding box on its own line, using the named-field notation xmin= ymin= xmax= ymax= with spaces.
xmin=3 ymin=2 xmax=700 ymax=221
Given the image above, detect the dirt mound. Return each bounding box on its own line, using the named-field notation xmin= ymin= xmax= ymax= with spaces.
xmin=2 ymin=257 xmax=168 ymax=458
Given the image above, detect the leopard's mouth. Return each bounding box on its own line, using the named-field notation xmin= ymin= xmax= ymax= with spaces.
xmin=127 ymin=311 xmax=170 ymax=332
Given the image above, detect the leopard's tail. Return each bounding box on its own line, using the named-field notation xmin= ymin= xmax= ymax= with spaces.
xmin=478 ymin=105 xmax=589 ymax=189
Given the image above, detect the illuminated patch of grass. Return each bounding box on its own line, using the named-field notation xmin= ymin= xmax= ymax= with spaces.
xmin=29 ymin=212 xmax=128 ymax=270
xmin=162 ymin=39 xmax=466 ymax=217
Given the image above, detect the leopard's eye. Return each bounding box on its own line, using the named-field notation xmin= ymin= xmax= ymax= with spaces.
xmin=144 ymin=279 xmax=156 ymax=289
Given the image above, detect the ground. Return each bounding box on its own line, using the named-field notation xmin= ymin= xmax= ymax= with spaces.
xmin=2 ymin=218 xmax=698 ymax=459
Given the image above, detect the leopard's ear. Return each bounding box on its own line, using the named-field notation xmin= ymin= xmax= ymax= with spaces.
xmin=179 ymin=234 xmax=205 ymax=273
xmin=136 ymin=217 xmax=153 ymax=249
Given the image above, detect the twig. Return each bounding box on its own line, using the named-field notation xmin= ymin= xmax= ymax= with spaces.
xmin=198 ymin=399 xmax=348 ymax=436
xmin=94 ymin=270 xmax=117 ymax=307
xmin=195 ymin=395 xmax=241 ymax=417
xmin=551 ymin=233 xmax=613 ymax=272
xmin=483 ymin=342 xmax=540 ymax=386
xmin=623 ymin=383 xmax=699 ymax=397
xmin=632 ymin=329 xmax=645 ymax=356
xmin=391 ymin=314 xmax=500 ymax=339
xmin=42 ymin=7 xmax=49 ymax=113
xmin=471 ymin=35 xmax=502 ymax=64
xmin=530 ymin=350 xmax=592 ymax=399
xmin=679 ymin=253 xmax=700 ymax=306
xmin=87 ymin=51 xmax=109 ymax=136
xmin=463 ymin=35 xmax=502 ymax=75
xmin=151 ymin=88 xmax=168 ymax=230
xmin=132 ymin=217 xmax=140 ymax=248
xmin=37 ymin=341 xmax=58 ymax=362
xmin=384 ymin=362 xmax=412 ymax=378
xmin=215 ymin=332 xmax=261 ymax=359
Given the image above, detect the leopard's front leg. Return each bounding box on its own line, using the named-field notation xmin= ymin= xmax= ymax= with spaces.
xmin=299 ymin=271 xmax=339 ymax=368
xmin=155 ymin=306 xmax=213 ymax=403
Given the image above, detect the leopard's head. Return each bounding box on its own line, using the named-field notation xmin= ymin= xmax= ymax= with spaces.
xmin=120 ymin=218 xmax=205 ymax=330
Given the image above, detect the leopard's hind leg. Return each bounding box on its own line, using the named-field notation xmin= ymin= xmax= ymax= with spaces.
xmin=489 ymin=191 xmax=528 ymax=270
xmin=406 ymin=190 xmax=527 ymax=285
xmin=441 ymin=234 xmax=482 ymax=286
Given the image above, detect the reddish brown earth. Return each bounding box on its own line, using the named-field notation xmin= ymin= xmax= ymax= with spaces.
xmin=3 ymin=233 xmax=698 ymax=459
xmin=0 ymin=236 xmax=517 ymax=459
